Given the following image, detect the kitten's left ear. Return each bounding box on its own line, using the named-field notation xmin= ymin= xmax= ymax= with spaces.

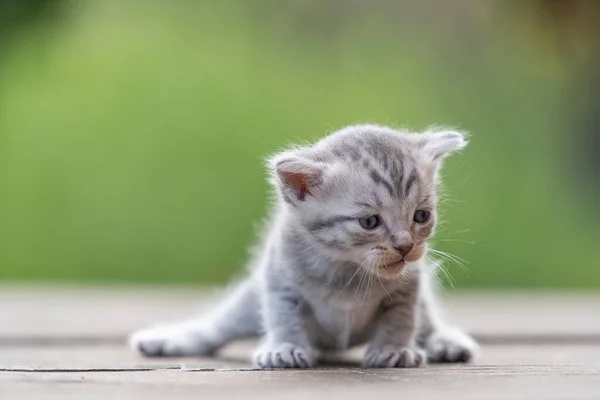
xmin=419 ymin=129 xmax=468 ymax=163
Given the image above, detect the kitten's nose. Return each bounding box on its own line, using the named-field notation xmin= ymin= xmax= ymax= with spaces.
xmin=393 ymin=244 xmax=414 ymax=257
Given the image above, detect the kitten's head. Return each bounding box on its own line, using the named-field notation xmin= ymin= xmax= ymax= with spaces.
xmin=268 ymin=125 xmax=467 ymax=279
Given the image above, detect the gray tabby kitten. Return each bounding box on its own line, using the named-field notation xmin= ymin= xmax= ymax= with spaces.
xmin=130 ymin=124 xmax=478 ymax=368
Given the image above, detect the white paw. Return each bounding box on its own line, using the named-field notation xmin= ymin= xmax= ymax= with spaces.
xmin=253 ymin=342 xmax=315 ymax=369
xmin=425 ymin=327 xmax=479 ymax=363
xmin=363 ymin=346 xmax=426 ymax=368
xmin=129 ymin=324 xmax=218 ymax=357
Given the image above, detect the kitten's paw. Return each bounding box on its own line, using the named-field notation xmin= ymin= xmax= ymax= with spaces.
xmin=129 ymin=325 xmax=218 ymax=358
xmin=363 ymin=346 xmax=426 ymax=368
xmin=253 ymin=342 xmax=315 ymax=369
xmin=425 ymin=327 xmax=479 ymax=363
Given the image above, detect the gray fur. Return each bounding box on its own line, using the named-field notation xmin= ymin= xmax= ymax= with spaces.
xmin=306 ymin=215 xmax=357 ymax=232
xmin=369 ymin=168 xmax=395 ymax=197
xmin=404 ymin=168 xmax=419 ymax=197
xmin=129 ymin=124 xmax=479 ymax=368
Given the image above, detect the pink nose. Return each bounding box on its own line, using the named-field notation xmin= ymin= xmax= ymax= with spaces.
xmin=393 ymin=244 xmax=414 ymax=257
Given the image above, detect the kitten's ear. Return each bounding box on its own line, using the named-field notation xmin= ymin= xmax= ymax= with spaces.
xmin=268 ymin=151 xmax=323 ymax=203
xmin=419 ymin=129 xmax=468 ymax=162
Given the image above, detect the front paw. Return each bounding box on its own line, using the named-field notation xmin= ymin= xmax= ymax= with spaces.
xmin=253 ymin=342 xmax=315 ymax=369
xmin=363 ymin=346 xmax=426 ymax=368
xmin=425 ymin=327 xmax=479 ymax=363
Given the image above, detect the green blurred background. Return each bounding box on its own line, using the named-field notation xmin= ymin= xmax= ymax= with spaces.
xmin=0 ymin=0 xmax=598 ymax=288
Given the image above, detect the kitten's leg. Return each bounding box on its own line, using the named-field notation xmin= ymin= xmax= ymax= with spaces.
xmin=362 ymin=283 xmax=425 ymax=369
xmin=416 ymin=268 xmax=479 ymax=363
xmin=252 ymin=268 xmax=316 ymax=369
xmin=129 ymin=277 xmax=260 ymax=357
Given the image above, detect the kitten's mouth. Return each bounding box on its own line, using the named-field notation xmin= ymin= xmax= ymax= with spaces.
xmin=379 ymin=260 xmax=406 ymax=276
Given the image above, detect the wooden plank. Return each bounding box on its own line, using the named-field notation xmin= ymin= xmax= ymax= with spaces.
xmin=2 ymin=343 xmax=600 ymax=370
xmin=2 ymin=365 xmax=600 ymax=400
xmin=1 ymin=285 xmax=599 ymax=339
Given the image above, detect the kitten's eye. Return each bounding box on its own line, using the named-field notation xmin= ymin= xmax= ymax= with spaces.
xmin=359 ymin=215 xmax=381 ymax=230
xmin=413 ymin=210 xmax=431 ymax=224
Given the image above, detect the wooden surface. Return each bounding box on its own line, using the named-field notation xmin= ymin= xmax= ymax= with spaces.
xmin=1 ymin=284 xmax=600 ymax=399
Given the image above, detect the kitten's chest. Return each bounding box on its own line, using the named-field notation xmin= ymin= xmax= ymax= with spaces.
xmin=305 ymin=290 xmax=382 ymax=349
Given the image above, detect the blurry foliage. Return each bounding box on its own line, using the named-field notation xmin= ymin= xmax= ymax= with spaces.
xmin=0 ymin=0 xmax=62 ymax=42
xmin=0 ymin=0 xmax=598 ymax=287
xmin=505 ymin=0 xmax=600 ymax=211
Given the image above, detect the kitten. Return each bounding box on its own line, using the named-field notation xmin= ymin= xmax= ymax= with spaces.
xmin=129 ymin=124 xmax=479 ymax=368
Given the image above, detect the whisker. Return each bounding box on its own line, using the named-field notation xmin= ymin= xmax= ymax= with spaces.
xmin=362 ymin=267 xmax=375 ymax=306
xmin=432 ymin=228 xmax=472 ymax=239
xmin=437 ymin=262 xmax=456 ymax=289
xmin=343 ymin=260 xmax=366 ymax=293
xmin=435 ymin=251 xmax=470 ymax=272
xmin=426 ymin=255 xmax=455 ymax=289
xmin=301 ymin=243 xmax=317 ymax=254
xmin=322 ymin=266 xmax=344 ymax=288
xmin=353 ymin=265 xmax=368 ymax=301
xmin=357 ymin=254 xmax=378 ymax=305
xmin=447 ymin=173 xmax=473 ymax=190
xmin=376 ymin=266 xmax=390 ymax=300
xmin=435 ymin=239 xmax=475 ymax=244
xmin=428 ymin=248 xmax=471 ymax=276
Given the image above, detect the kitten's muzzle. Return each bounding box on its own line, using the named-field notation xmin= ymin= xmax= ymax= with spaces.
xmin=393 ymin=244 xmax=414 ymax=259
xmin=390 ymin=232 xmax=414 ymax=259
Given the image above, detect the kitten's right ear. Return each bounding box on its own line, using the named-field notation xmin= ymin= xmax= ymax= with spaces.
xmin=268 ymin=152 xmax=323 ymax=203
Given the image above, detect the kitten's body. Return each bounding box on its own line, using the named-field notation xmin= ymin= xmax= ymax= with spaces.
xmin=131 ymin=125 xmax=478 ymax=368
